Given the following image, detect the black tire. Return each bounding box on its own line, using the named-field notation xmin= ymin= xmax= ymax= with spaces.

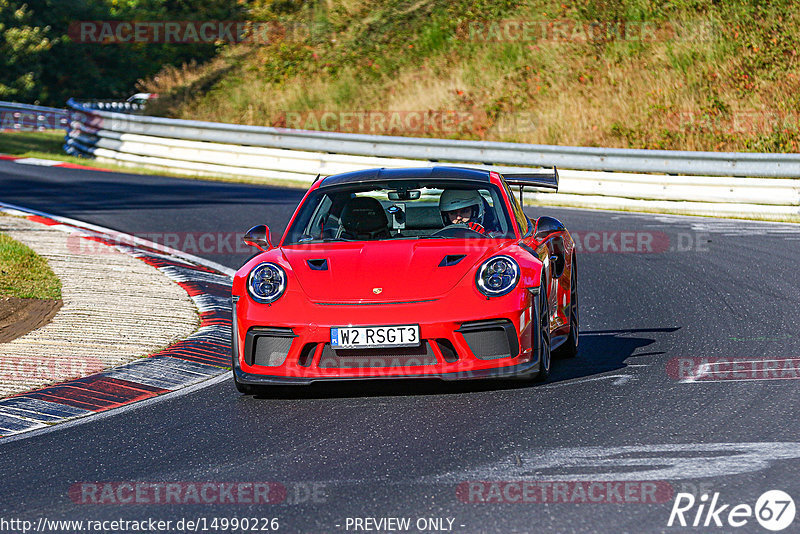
xmin=553 ymin=254 xmax=579 ymax=359
xmin=534 ymin=274 xmax=552 ymax=382
xmin=507 ymin=274 xmax=550 ymax=383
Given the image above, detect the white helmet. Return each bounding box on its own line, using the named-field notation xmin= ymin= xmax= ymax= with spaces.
xmin=439 ymin=189 xmax=484 ymax=225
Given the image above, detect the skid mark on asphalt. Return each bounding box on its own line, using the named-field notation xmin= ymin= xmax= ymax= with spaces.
xmin=641 ymin=215 xmax=800 ymax=236
xmin=426 ymin=442 xmax=800 ymax=482
xmin=540 ymin=374 xmax=635 ymax=389
xmin=667 ymin=356 xmax=800 ymax=384
xmin=680 ymin=357 xmax=800 ymax=383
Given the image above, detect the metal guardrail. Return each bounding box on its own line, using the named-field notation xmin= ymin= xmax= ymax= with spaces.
xmin=65 ymin=99 xmax=800 ymax=178
xmin=73 ymin=100 xmax=146 ymax=114
xmin=0 ymin=100 xmax=143 ymax=132
xmin=0 ymin=101 xmax=72 ymax=131
xmin=62 ymin=99 xmax=800 ymax=220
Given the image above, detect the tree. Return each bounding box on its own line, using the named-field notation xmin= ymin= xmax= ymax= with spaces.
xmin=0 ymin=0 xmax=52 ymax=102
xmin=1 ymin=0 xmax=247 ymax=105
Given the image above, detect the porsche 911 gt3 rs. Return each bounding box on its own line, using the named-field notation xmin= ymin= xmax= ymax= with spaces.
xmin=231 ymin=166 xmax=578 ymax=393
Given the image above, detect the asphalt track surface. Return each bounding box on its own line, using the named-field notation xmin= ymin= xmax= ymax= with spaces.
xmin=2 ymin=160 xmax=800 ymax=533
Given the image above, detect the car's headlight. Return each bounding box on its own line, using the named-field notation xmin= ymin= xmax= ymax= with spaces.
xmin=476 ymin=255 xmax=520 ymax=297
xmin=247 ymin=262 xmax=287 ymax=303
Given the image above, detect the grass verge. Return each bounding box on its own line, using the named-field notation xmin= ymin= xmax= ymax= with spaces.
xmin=0 ymin=227 xmax=62 ymax=300
xmin=140 ymin=0 xmax=800 ymax=153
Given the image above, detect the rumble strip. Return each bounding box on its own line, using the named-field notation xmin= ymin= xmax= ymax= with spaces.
xmin=0 ymin=203 xmax=233 ymax=438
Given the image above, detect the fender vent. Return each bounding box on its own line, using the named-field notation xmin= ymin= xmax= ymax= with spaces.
xmin=307 ymin=259 xmax=328 ymax=270
xmin=439 ymin=254 xmax=466 ymax=267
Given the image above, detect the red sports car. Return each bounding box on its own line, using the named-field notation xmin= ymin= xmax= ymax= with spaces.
xmin=231 ymin=166 xmax=578 ymax=393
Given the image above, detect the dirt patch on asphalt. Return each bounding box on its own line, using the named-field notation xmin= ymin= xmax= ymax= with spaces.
xmin=0 ymin=297 xmax=62 ymax=343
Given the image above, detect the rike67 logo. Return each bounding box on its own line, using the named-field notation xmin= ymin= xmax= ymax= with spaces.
xmin=668 ymin=490 xmax=795 ymax=531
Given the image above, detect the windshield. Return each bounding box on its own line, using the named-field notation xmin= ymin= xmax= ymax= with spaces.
xmin=283 ymin=180 xmax=515 ymax=245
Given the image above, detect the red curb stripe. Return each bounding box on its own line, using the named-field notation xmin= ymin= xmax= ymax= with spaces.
xmin=162 ymin=350 xmax=229 ymax=367
xmin=56 ymin=162 xmax=110 ymax=172
xmin=166 ymin=346 xmax=228 ymax=358
xmin=155 ymin=344 xmax=228 ymax=359
xmin=178 ymin=284 xmax=206 ymax=297
xmin=139 ymin=255 xmax=218 ymax=273
xmin=26 ymin=376 xmax=168 ymax=412
xmin=26 ymin=214 xmax=60 ymax=226
xmin=202 ymin=315 xmax=230 ymax=322
xmin=0 ymin=153 xmax=115 ymax=172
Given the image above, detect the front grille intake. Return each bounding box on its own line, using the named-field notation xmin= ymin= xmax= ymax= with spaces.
xmin=435 ymin=339 xmax=459 ymax=363
xmin=318 ymin=342 xmax=436 ymax=369
xmin=244 ymin=327 xmax=296 ymax=367
xmin=298 ymin=343 xmax=317 ymax=367
xmin=457 ymin=319 xmax=519 ymax=360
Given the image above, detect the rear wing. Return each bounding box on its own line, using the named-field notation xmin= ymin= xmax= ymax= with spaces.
xmin=501 ymin=166 xmax=559 ymax=192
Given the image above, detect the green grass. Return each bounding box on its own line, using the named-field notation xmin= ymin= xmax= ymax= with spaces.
xmin=136 ymin=0 xmax=800 ymax=153
xmin=0 ymin=229 xmax=62 ymax=300
xmin=0 ymin=130 xmax=152 ymax=172
xmin=0 ymin=130 xmax=65 ymax=157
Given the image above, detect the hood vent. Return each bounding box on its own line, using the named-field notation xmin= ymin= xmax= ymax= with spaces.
xmin=438 ymin=254 xmax=466 ymax=267
xmin=306 ymin=258 xmax=328 ymax=271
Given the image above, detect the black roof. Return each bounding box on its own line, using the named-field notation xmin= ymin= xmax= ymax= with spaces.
xmin=318 ymin=166 xmax=490 ymax=189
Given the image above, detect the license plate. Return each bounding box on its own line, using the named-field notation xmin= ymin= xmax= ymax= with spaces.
xmin=330 ymin=325 xmax=420 ymax=349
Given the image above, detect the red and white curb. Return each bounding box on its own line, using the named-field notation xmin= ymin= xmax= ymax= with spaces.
xmin=0 ymin=202 xmax=235 ymax=439
xmin=0 ymin=154 xmax=108 ymax=172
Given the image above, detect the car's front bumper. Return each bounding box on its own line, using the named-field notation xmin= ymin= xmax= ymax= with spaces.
xmin=232 ymin=358 xmax=541 ymax=385
xmin=231 ymin=290 xmax=543 ymax=385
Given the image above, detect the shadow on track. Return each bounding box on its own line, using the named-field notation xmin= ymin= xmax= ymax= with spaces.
xmin=549 ymin=327 xmax=679 ymax=381
xmin=243 ymin=327 xmax=680 ymax=400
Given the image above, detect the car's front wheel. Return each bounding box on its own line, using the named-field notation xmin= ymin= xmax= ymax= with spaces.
xmin=534 ymin=273 xmax=552 ymax=382
xmin=507 ymin=274 xmax=550 ymax=383
xmin=553 ymin=253 xmax=578 ymax=359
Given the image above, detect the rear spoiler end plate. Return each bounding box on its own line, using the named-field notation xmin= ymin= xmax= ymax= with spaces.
xmin=501 ymin=166 xmax=559 ymax=192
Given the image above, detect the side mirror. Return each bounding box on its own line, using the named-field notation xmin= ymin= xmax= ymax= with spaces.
xmin=534 ymin=216 xmax=565 ymax=240
xmin=243 ymin=224 xmax=272 ymax=251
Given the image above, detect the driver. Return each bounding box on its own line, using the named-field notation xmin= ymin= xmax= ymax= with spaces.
xmin=439 ymin=189 xmax=486 ymax=234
